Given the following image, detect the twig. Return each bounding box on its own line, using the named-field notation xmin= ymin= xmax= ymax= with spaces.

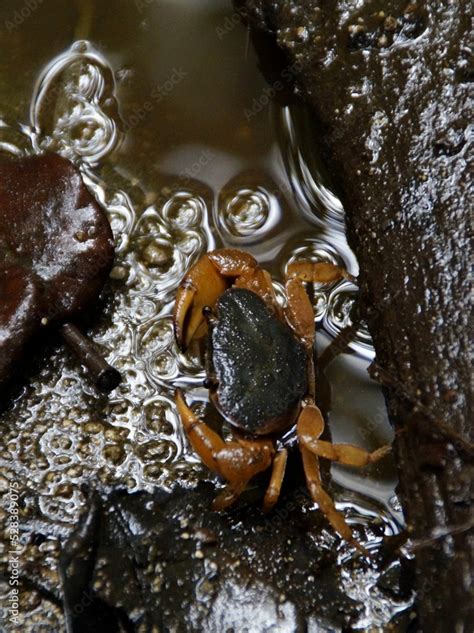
xmin=60 ymin=323 xmax=121 ymax=393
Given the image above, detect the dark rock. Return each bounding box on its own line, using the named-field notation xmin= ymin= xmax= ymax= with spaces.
xmin=56 ymin=486 xmax=382 ymax=632
xmin=237 ymin=1 xmax=473 ymax=630
xmin=0 ymin=153 xmax=115 ymax=390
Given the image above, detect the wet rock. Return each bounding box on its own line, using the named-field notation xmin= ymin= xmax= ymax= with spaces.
xmin=54 ymin=485 xmax=402 ymax=632
xmin=0 ymin=154 xmax=115 ymax=391
xmin=237 ymin=1 xmax=473 ymax=630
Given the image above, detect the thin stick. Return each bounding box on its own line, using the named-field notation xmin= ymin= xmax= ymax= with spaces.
xmin=60 ymin=323 xmax=121 ymax=393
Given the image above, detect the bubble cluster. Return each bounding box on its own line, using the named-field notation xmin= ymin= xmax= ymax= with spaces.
xmin=30 ymin=40 xmax=120 ymax=165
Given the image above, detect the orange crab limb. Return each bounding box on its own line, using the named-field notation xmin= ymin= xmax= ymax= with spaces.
xmin=288 ymin=261 xmax=356 ymax=285
xmin=212 ymin=438 xmax=274 ymax=510
xmin=298 ymin=400 xmax=391 ymax=466
xmin=263 ymin=448 xmax=288 ymax=513
xmin=235 ymin=267 xmax=280 ymax=309
xmin=176 ymin=389 xmax=226 ymax=473
xmin=176 ymin=390 xmax=274 ymax=509
xmin=285 ymin=277 xmax=316 ymax=348
xmin=300 ymin=444 xmax=367 ymax=554
xmin=174 ymin=255 xmax=228 ymax=350
xmin=208 ymin=248 xmax=258 ymax=276
xmin=285 ymin=275 xmax=317 ymax=398
xmin=297 ymin=402 xmax=325 ymax=439
xmin=303 ymin=439 xmax=391 ymax=466
xmin=212 ymin=484 xmax=248 ymax=510
xmin=210 ymin=249 xmax=279 ymax=309
xmin=297 ymin=404 xmax=368 ymax=553
xmin=174 ymin=249 xmax=263 ymax=350
xmin=214 ymin=438 xmax=274 ymax=484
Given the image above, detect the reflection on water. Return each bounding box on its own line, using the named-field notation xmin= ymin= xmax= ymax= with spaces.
xmin=0 ymin=0 xmax=411 ymax=629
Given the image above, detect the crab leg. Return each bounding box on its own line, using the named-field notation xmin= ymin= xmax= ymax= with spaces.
xmin=207 ymin=249 xmax=259 ymax=276
xmin=297 ymin=403 xmax=370 ymax=553
xmin=176 ymin=390 xmax=274 ymax=509
xmin=263 ymin=448 xmax=288 ymax=513
xmin=300 ymin=444 xmax=367 ymax=554
xmin=284 ymin=276 xmax=317 ymax=403
xmin=297 ymin=401 xmax=391 ymax=466
xmin=284 ymin=258 xmax=356 ymax=348
xmin=212 ymin=437 xmax=274 ymax=510
xmin=302 ymin=437 xmax=391 ymax=466
xmin=287 ymin=261 xmax=356 ymax=285
xmin=208 ymin=249 xmax=279 ymax=309
xmin=285 ymin=276 xmax=316 ymax=349
xmin=235 ymin=267 xmax=279 ymax=308
xmin=176 ymin=389 xmax=226 ymax=473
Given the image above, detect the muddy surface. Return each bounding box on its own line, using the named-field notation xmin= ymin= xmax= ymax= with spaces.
xmin=32 ymin=484 xmax=415 ymax=632
xmin=238 ymin=0 xmax=473 ymax=630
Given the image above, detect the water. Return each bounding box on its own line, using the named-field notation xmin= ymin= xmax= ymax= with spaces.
xmin=0 ymin=1 xmax=411 ymax=629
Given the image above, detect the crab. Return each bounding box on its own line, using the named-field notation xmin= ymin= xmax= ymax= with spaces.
xmin=173 ymin=248 xmax=390 ymax=549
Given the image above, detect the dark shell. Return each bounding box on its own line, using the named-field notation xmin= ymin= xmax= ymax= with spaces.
xmin=209 ymin=287 xmax=308 ymax=435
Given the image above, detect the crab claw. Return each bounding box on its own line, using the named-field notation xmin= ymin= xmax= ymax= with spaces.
xmin=173 ymin=254 xmax=228 ymax=350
